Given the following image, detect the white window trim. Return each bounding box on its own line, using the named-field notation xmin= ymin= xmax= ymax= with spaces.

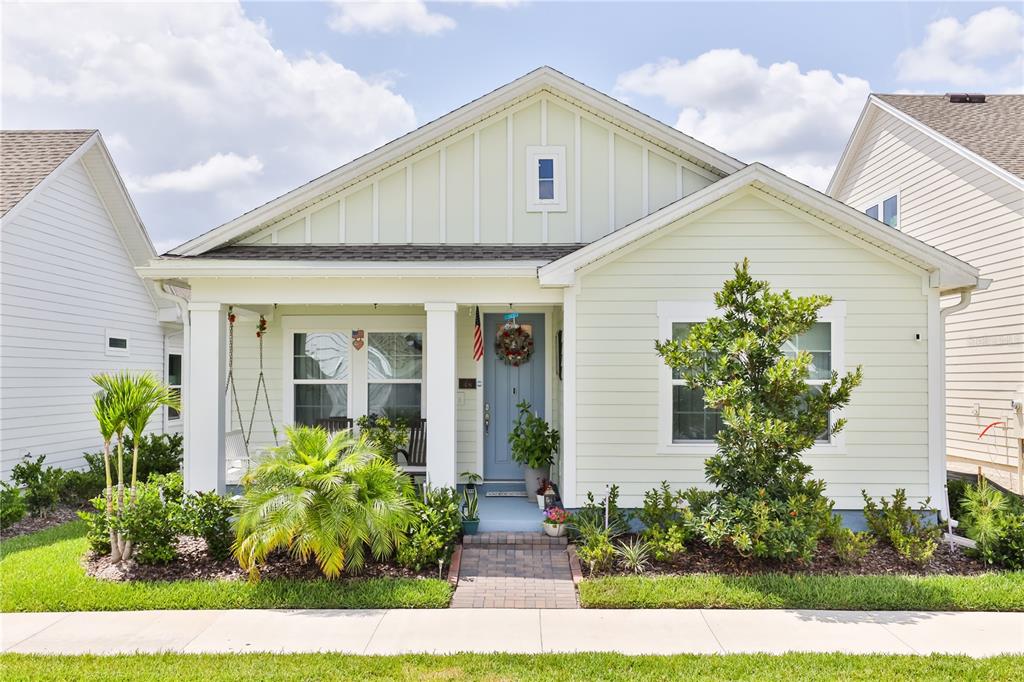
xmin=656 ymin=300 xmax=847 ymax=455
xmin=281 ymin=315 xmax=427 ymax=428
xmin=105 ymin=329 xmax=130 ymax=357
xmin=526 ymin=145 xmax=567 ymax=212
xmin=166 ymin=350 xmax=183 ymax=425
xmin=862 ymin=190 xmax=900 ymax=229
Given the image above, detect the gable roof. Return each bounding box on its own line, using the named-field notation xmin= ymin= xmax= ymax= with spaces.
xmin=169 ymin=66 xmax=746 ymax=256
xmin=171 ymin=243 xmax=585 ymax=262
xmin=829 ymin=95 xmax=1024 ymax=195
xmin=541 ymin=163 xmax=980 ymax=294
xmin=0 ymin=130 xmax=96 ymax=216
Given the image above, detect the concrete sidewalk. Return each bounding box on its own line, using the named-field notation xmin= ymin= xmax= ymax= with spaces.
xmin=2 ymin=609 xmax=1022 ymax=657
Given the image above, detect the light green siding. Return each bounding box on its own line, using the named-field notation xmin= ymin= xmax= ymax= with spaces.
xmin=572 ymin=190 xmax=931 ymax=509
xmin=240 ymin=92 xmax=717 ymax=247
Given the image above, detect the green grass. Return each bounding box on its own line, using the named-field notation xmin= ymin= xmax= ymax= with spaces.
xmin=0 ymin=522 xmax=451 ymax=612
xmin=1 ymin=653 xmax=1021 ymax=681
xmin=579 ymin=573 xmax=1024 ymax=611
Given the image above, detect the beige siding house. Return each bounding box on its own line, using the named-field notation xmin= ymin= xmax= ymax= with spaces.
xmin=0 ymin=131 xmax=183 ymax=478
xmin=829 ymin=94 xmax=1024 ymax=493
xmin=140 ymin=68 xmax=981 ymax=525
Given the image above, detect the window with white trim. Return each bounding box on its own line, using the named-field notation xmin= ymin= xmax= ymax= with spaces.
xmin=658 ymin=302 xmax=845 ymax=450
xmin=105 ymin=330 xmax=129 ymax=357
xmin=526 ymin=145 xmax=566 ymax=212
xmin=292 ymin=332 xmax=350 ymax=426
xmin=367 ymin=332 xmax=423 ymax=421
xmin=166 ymin=353 xmax=182 ymax=422
xmin=864 ymin=193 xmax=899 ymax=228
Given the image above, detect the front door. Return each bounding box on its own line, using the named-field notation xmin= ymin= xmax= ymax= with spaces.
xmin=483 ymin=313 xmax=545 ymax=480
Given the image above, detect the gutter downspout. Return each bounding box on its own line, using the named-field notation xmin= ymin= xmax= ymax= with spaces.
xmin=153 ymin=283 xmax=191 ymax=485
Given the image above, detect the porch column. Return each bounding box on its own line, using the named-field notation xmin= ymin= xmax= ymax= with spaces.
xmin=186 ymin=301 xmax=226 ymax=493
xmin=424 ymin=302 xmax=457 ymax=488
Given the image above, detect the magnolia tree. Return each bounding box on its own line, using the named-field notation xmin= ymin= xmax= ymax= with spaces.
xmin=656 ymin=259 xmax=863 ymax=560
xmin=91 ymin=371 xmax=179 ymax=562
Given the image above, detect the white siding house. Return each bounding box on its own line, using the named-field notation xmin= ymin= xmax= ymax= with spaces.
xmin=829 ymin=94 xmax=1024 ymax=492
xmin=0 ymin=130 xmax=183 ymax=478
xmin=140 ymin=68 xmax=981 ymax=518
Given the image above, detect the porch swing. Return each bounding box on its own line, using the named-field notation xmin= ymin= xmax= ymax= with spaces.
xmin=224 ymin=307 xmax=278 ymax=482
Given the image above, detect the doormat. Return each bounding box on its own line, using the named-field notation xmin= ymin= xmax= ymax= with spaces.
xmin=484 ymin=491 xmax=527 ymax=497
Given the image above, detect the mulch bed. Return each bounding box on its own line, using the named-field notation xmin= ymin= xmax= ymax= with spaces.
xmin=83 ymin=535 xmax=439 ymax=583
xmin=592 ymin=535 xmax=989 ymax=578
xmin=1 ymin=503 xmax=84 ymax=541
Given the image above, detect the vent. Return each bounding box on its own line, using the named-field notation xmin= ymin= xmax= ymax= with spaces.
xmin=947 ymin=93 xmax=986 ymax=104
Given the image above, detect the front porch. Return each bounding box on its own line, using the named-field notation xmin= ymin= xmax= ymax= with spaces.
xmin=181 ymin=291 xmax=564 ymax=508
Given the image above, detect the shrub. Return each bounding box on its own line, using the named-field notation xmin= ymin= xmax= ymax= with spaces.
xmin=959 ymin=480 xmax=1024 ymax=569
xmin=59 ymin=469 xmax=103 ymax=504
xmin=862 ymin=489 xmax=940 ymax=566
xmin=646 ymin=524 xmax=690 ymax=562
xmin=183 ymin=491 xmax=235 ymax=561
xmin=570 ymin=485 xmax=630 ymax=541
xmin=577 ymin=532 xmax=616 ymax=575
xmin=234 ymin=425 xmax=415 ymax=579
xmin=121 ymin=478 xmax=182 ymax=565
xmin=0 ymin=483 xmax=27 ymax=530
xmin=830 ymin=526 xmax=875 ymax=564
xmin=83 ymin=433 xmax=183 ymax=488
xmin=715 ymin=488 xmax=834 ymax=562
xmin=356 ymin=415 xmax=408 ymax=459
xmin=992 ymin=515 xmax=1024 ymax=570
xmin=639 ymin=482 xmax=687 ymax=532
xmin=79 ymin=496 xmax=114 ymax=554
xmin=396 ymin=486 xmax=461 ymax=571
xmin=615 ymin=538 xmax=652 ymax=574
xmin=11 ymin=454 xmax=64 ymax=516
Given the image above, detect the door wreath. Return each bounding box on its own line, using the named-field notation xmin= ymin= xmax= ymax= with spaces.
xmin=496 ymin=319 xmax=534 ymax=366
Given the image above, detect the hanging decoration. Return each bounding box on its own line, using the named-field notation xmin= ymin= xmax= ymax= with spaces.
xmin=247 ymin=313 xmax=279 ymax=446
xmin=495 ymin=312 xmax=534 ymax=367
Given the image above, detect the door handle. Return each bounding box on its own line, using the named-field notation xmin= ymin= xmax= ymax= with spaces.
xmin=484 ymin=402 xmax=490 ymax=435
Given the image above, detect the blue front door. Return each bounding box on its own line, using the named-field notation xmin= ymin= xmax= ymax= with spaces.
xmin=483 ymin=313 xmax=545 ymax=480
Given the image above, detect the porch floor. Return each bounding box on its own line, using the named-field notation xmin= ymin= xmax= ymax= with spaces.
xmin=468 ymin=483 xmax=547 ymax=533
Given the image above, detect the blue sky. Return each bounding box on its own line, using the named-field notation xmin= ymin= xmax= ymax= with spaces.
xmin=3 ymin=2 xmax=1021 ymax=250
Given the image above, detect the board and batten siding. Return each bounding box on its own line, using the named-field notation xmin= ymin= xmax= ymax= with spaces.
xmin=0 ymin=160 xmax=166 ymax=478
xmin=240 ymin=93 xmax=714 ymax=247
xmin=831 ymin=107 xmax=1024 ymax=492
xmin=571 ymin=190 xmax=933 ymax=509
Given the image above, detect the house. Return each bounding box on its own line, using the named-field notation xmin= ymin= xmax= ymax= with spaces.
xmin=140 ymin=68 xmax=981 ymax=521
xmin=0 ymin=130 xmax=184 ymax=478
xmin=829 ymin=94 xmax=1023 ymax=493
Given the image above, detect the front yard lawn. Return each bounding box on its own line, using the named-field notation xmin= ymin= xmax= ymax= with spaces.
xmin=2 ymin=652 xmax=1021 ymax=681
xmin=579 ymin=573 xmax=1024 ymax=611
xmin=0 ymin=522 xmax=451 ymax=612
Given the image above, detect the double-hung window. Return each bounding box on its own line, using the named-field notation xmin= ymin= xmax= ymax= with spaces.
xmin=864 ymin=193 xmax=899 ymax=228
xmin=292 ymin=332 xmax=351 ymax=426
xmin=658 ymin=301 xmax=845 ymax=452
xmin=367 ymin=332 xmax=423 ymax=421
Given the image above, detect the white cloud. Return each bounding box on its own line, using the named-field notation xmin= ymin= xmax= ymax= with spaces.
xmin=128 ymin=153 xmax=264 ymax=194
xmin=616 ymin=50 xmax=870 ymax=189
xmin=896 ymin=7 xmax=1024 ymax=89
xmin=2 ymin=2 xmax=417 ymax=246
xmin=328 ymin=1 xmax=456 ymax=35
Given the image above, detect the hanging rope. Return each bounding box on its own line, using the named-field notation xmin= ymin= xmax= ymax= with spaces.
xmin=224 ymin=307 xmax=248 ymax=456
xmin=246 ymin=314 xmax=279 ymax=447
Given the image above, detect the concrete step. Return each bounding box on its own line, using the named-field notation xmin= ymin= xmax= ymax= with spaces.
xmin=463 ymin=531 xmax=568 ymax=548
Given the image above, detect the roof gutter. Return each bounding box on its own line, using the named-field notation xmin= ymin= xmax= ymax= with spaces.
xmin=137 ymin=260 xmax=546 ymax=279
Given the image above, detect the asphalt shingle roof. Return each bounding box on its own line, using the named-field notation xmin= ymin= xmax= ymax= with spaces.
xmin=0 ymin=130 xmax=97 ymax=217
xmin=186 ymin=243 xmax=587 ymax=262
xmin=875 ymin=94 xmax=1024 ymax=179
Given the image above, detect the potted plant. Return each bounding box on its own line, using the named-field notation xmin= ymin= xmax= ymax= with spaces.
xmin=461 ymin=489 xmax=480 ymax=535
xmin=460 ymin=471 xmax=483 ymax=492
xmin=508 ymin=400 xmax=560 ymax=497
xmin=543 ymin=507 xmax=570 ymax=538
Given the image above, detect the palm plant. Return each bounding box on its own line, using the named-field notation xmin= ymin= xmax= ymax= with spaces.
xmin=234 ymin=425 xmax=415 ymax=579
xmin=91 ymin=371 xmax=180 ymax=562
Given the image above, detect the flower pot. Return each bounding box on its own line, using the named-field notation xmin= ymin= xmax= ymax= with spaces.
xmin=524 ymin=466 xmax=549 ymax=497
xmin=536 ymin=494 xmax=545 ymax=510
xmin=462 ymin=519 xmax=480 ymax=535
xmin=543 ymin=522 xmax=566 ymax=538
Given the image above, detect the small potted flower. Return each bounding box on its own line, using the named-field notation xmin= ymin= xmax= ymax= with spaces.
xmin=542 ymin=506 xmax=570 ymax=538
xmin=461 ymin=489 xmax=480 ymax=535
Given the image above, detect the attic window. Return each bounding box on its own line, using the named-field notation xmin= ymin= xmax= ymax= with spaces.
xmin=526 ymin=146 xmax=566 ymax=212
xmin=864 ymin=193 xmax=899 ymax=229
xmin=106 ymin=330 xmax=130 ymax=357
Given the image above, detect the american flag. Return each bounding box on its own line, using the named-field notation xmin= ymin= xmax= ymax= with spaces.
xmin=472 ymin=306 xmax=484 ymax=361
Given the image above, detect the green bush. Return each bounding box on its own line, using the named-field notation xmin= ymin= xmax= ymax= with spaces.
xmin=0 ymin=483 xmax=27 ymax=529
xmin=637 ymin=482 xmax=701 ymax=562
xmin=121 ymin=477 xmax=184 ymax=565
xmin=59 ymin=469 xmax=103 ymax=504
xmin=78 ymin=495 xmax=114 ymax=554
xmin=570 ymin=485 xmax=630 ymax=541
xmin=993 ymin=515 xmax=1024 ymax=570
xmin=11 ymin=454 xmax=64 ymax=516
xmin=183 ymin=491 xmax=236 ymax=561
xmin=830 ymin=526 xmax=875 ymax=564
xmin=83 ymin=433 xmax=182 ymax=489
xmin=959 ymin=479 xmax=1024 ymax=569
xmin=862 ymin=488 xmax=940 ymax=566
xmin=396 ymin=487 xmax=461 ymax=571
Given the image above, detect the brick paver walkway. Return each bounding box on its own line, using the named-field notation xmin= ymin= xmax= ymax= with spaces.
xmin=451 ymin=532 xmax=577 ymax=609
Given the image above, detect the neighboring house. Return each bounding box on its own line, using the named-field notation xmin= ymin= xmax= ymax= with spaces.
xmin=829 ymin=94 xmax=1023 ymax=493
xmin=140 ymin=68 xmax=981 ymax=520
xmin=0 ymin=130 xmax=184 ymax=478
